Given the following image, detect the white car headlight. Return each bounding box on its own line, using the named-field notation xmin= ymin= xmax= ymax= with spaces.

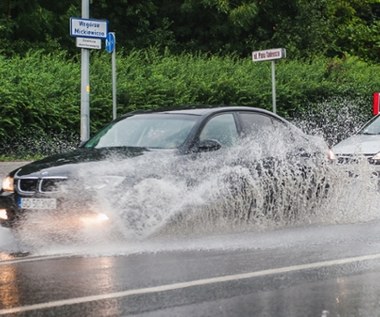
xmin=327 ymin=148 xmax=336 ymax=161
xmin=371 ymin=152 xmax=380 ymax=163
xmin=79 ymin=213 xmax=109 ymax=225
xmin=2 ymin=176 xmax=14 ymax=192
xmin=0 ymin=209 xmax=8 ymax=220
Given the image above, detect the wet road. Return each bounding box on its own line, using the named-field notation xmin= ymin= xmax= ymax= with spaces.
xmin=1 ymin=221 xmax=380 ymax=316
xmin=2 ymin=162 xmax=380 ymax=316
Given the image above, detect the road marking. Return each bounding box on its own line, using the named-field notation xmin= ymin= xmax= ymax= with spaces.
xmin=2 ymin=252 xmax=380 ymax=315
xmin=0 ymin=254 xmax=72 ymax=266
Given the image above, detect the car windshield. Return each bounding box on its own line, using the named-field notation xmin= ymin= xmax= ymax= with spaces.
xmin=359 ymin=115 xmax=380 ymax=135
xmin=84 ymin=113 xmax=198 ymax=149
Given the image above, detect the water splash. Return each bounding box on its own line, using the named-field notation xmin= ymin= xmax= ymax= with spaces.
xmin=10 ymin=99 xmax=380 ymax=253
xmin=13 ymin=134 xmax=380 ymax=255
xmin=67 ymin=133 xmax=338 ymax=239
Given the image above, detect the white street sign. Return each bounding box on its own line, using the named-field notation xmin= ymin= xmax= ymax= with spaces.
xmin=252 ymin=48 xmax=286 ymax=62
xmin=70 ymin=17 xmax=108 ymax=39
xmin=76 ymin=37 xmax=102 ymax=49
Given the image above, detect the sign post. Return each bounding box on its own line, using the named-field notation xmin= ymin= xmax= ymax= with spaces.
xmin=252 ymin=48 xmax=286 ymax=114
xmin=106 ymin=32 xmax=117 ymax=120
xmin=80 ymin=2 xmax=90 ymax=142
xmin=70 ymin=9 xmax=108 ymax=142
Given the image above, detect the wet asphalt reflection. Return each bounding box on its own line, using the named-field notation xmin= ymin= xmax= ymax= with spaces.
xmin=2 ymin=221 xmax=380 ymax=316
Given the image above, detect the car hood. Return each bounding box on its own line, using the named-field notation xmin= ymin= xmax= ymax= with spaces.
xmin=333 ymin=134 xmax=380 ymax=155
xmin=11 ymin=147 xmax=152 ymax=178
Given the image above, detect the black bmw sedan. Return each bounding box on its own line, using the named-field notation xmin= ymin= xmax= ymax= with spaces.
xmin=0 ymin=106 xmax=335 ymax=235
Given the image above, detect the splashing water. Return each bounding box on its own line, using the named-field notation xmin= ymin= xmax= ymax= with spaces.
xmin=86 ymin=135 xmax=380 ymax=238
xmin=11 ymin=104 xmax=380 ymax=253
xmin=29 ymin=132 xmax=380 ymax=243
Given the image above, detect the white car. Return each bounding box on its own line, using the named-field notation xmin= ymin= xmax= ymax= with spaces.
xmin=333 ymin=114 xmax=380 ymax=167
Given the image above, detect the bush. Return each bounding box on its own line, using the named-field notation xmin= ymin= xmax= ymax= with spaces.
xmin=1 ymin=49 xmax=379 ymax=158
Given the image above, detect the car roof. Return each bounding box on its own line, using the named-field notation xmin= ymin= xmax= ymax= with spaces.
xmin=125 ymin=106 xmax=280 ymax=118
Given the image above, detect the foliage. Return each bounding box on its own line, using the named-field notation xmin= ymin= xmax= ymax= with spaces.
xmin=0 ymin=50 xmax=80 ymax=140
xmin=1 ymin=1 xmax=380 ymax=159
xmin=0 ymin=129 xmax=78 ymax=159
xmin=1 ymin=1 xmax=380 ymax=61
xmin=0 ymin=49 xmax=379 ymax=159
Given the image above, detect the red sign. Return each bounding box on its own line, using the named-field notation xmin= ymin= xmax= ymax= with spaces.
xmin=373 ymin=92 xmax=380 ymax=116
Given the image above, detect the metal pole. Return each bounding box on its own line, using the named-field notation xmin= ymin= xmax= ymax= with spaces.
xmin=112 ymin=34 xmax=117 ymax=120
xmin=80 ymin=0 xmax=90 ymax=142
xmin=271 ymin=60 xmax=276 ymax=114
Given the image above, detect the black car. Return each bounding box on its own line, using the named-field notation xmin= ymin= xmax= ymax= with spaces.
xmin=0 ymin=106 xmax=334 ymax=236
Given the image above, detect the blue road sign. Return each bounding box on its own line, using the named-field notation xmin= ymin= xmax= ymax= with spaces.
xmin=106 ymin=32 xmax=115 ymax=53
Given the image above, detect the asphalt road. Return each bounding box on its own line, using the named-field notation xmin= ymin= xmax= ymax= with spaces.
xmin=2 ymin=220 xmax=380 ymax=316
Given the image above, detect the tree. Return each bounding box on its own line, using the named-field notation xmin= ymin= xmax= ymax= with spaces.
xmin=0 ymin=0 xmax=78 ymax=55
xmin=1 ymin=0 xmax=380 ymax=61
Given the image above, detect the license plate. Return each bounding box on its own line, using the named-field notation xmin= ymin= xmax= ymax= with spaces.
xmin=18 ymin=198 xmax=57 ymax=210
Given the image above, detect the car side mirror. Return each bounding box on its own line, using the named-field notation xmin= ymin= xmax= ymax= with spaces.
xmin=197 ymin=139 xmax=222 ymax=152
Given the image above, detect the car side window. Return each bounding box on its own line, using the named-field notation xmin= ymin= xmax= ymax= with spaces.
xmin=199 ymin=113 xmax=238 ymax=147
xmin=239 ymin=112 xmax=275 ymax=136
xmin=239 ymin=112 xmax=291 ymax=139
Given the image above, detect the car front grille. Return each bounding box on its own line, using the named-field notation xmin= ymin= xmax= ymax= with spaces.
xmin=336 ymin=154 xmax=374 ymax=165
xmin=17 ymin=177 xmax=68 ymax=194
xmin=19 ymin=178 xmax=39 ymax=192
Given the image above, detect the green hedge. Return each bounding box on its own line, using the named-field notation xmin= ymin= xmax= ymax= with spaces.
xmin=0 ymin=49 xmax=378 ymax=158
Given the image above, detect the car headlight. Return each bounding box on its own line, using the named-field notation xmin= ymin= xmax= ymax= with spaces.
xmin=0 ymin=209 xmax=8 ymax=220
xmin=2 ymin=176 xmax=14 ymax=192
xmin=327 ymin=148 xmax=336 ymax=161
xmin=370 ymin=152 xmax=380 ymax=164
xmin=79 ymin=213 xmax=109 ymax=225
